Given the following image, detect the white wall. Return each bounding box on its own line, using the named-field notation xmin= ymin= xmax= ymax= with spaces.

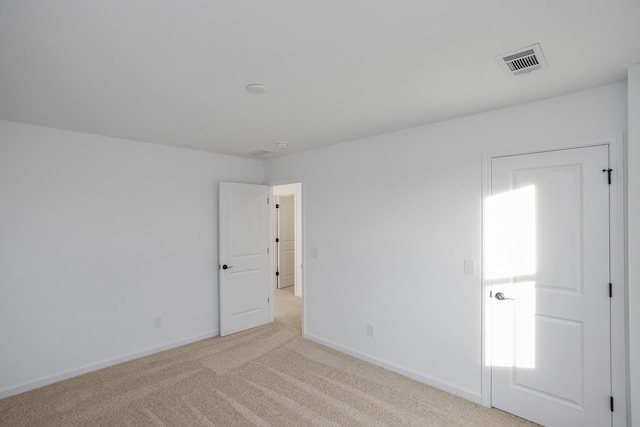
xmin=0 ymin=120 xmax=264 ymax=397
xmin=628 ymin=64 xmax=640 ymax=426
xmin=265 ymin=82 xmax=628 ymax=403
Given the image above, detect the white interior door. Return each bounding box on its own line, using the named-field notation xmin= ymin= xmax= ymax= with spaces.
xmin=276 ymin=195 xmax=295 ymax=289
xmin=219 ymin=182 xmax=270 ymax=336
xmin=487 ymin=145 xmax=611 ymax=427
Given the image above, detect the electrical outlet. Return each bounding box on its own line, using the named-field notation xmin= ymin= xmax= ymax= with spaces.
xmin=366 ymin=323 xmax=375 ymax=337
xmin=153 ymin=317 xmax=162 ymax=328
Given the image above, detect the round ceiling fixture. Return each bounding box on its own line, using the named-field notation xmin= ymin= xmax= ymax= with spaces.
xmin=246 ymin=84 xmax=267 ymax=94
xmin=277 ymin=141 xmax=289 ymax=149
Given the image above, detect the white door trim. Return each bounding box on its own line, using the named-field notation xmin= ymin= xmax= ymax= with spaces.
xmin=268 ymin=178 xmax=305 ymax=336
xmin=480 ymin=133 xmax=627 ymax=426
xmin=272 ymin=185 xmax=302 ymax=296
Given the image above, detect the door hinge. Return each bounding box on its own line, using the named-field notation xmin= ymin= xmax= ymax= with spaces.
xmin=609 ymin=283 xmax=613 ymax=298
xmin=276 ymin=203 xmax=280 ymax=209
xmin=275 ymin=237 xmax=280 ymax=243
xmin=267 ymin=297 xmax=270 ymax=303
xmin=611 ymin=396 xmax=614 ymax=412
xmin=267 ymin=247 xmax=269 ymax=254
xmin=267 ymin=197 xmax=269 ymax=204
xmin=275 ymin=271 xmax=280 ymax=276
xmin=602 ymin=168 xmax=612 ymax=184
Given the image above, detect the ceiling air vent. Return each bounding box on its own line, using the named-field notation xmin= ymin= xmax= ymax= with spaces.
xmin=249 ymin=150 xmax=274 ymax=157
xmin=497 ymin=43 xmax=548 ymax=76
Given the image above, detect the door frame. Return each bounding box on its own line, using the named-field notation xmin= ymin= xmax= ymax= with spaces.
xmin=268 ymin=178 xmax=305 ymax=336
xmin=273 ymin=185 xmax=302 ymax=296
xmin=480 ymin=134 xmax=627 ymax=426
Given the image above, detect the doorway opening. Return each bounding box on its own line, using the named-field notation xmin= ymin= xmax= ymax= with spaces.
xmin=272 ymin=183 xmax=302 ymax=297
xmin=271 ymin=182 xmax=302 ymax=334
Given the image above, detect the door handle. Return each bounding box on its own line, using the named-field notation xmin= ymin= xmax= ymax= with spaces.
xmin=221 ymin=264 xmax=233 ymax=270
xmin=494 ymin=292 xmax=513 ymax=301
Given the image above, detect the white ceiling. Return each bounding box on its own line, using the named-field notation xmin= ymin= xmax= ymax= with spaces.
xmin=1 ymin=1 xmax=639 ymax=158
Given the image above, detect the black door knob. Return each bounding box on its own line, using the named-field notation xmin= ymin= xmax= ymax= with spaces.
xmin=495 ymin=292 xmax=513 ymax=301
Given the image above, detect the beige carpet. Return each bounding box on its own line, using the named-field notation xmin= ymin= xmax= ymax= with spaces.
xmin=0 ymin=287 xmax=538 ymax=426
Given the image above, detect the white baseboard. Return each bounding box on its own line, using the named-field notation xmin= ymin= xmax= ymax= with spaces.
xmin=3 ymin=330 xmax=482 ymax=406
xmin=303 ymin=332 xmax=482 ymax=405
xmin=0 ymin=330 xmax=219 ymax=400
